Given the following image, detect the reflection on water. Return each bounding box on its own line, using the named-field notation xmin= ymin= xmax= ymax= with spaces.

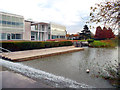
xmin=20 ymin=47 xmax=118 ymax=88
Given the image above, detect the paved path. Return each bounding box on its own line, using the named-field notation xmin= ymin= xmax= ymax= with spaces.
xmin=1 ymin=71 xmax=52 ymax=88
xmin=1 ymin=46 xmax=84 ymax=61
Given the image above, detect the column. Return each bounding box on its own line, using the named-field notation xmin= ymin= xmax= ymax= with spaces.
xmin=46 ymin=26 xmax=48 ymax=40
xmin=38 ymin=24 xmax=39 ymax=41
xmin=40 ymin=25 xmax=42 ymax=41
xmin=44 ymin=25 xmax=46 ymax=41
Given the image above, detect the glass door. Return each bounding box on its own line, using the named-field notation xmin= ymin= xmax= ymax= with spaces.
xmin=7 ymin=34 xmax=11 ymax=40
xmin=31 ymin=35 xmax=35 ymax=40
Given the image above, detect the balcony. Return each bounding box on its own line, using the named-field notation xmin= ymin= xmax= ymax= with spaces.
xmin=31 ymin=26 xmax=38 ymax=32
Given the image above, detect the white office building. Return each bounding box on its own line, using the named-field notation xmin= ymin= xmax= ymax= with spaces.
xmin=0 ymin=11 xmax=66 ymax=41
xmin=50 ymin=22 xmax=66 ymax=39
xmin=30 ymin=22 xmax=66 ymax=41
xmin=31 ymin=22 xmax=50 ymax=41
xmin=0 ymin=11 xmax=24 ymax=40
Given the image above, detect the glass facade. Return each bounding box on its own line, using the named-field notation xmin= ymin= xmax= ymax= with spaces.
xmin=52 ymin=35 xmax=57 ymax=39
xmin=0 ymin=33 xmax=22 ymax=40
xmin=12 ymin=34 xmax=15 ymax=39
xmin=0 ymin=12 xmax=24 ymax=40
xmin=52 ymin=35 xmax=65 ymax=39
xmin=16 ymin=34 xmax=21 ymax=39
xmin=1 ymin=15 xmax=23 ymax=28
xmin=0 ymin=33 xmax=6 ymax=40
xmin=31 ymin=32 xmax=38 ymax=40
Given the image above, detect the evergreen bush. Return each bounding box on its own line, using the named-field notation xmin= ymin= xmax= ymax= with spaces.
xmin=0 ymin=41 xmax=72 ymax=52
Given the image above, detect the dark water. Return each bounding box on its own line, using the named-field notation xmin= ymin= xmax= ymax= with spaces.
xmin=20 ymin=47 xmax=118 ymax=88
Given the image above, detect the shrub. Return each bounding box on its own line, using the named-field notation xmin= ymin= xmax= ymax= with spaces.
xmin=87 ymin=39 xmax=94 ymax=43
xmin=89 ymin=40 xmax=109 ymax=47
xmin=0 ymin=41 xmax=73 ymax=52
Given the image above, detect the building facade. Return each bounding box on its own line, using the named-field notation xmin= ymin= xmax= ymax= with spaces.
xmin=0 ymin=12 xmax=66 ymax=41
xmin=31 ymin=22 xmax=50 ymax=41
xmin=50 ymin=22 xmax=66 ymax=39
xmin=0 ymin=12 xmax=24 ymax=40
xmin=30 ymin=22 xmax=66 ymax=41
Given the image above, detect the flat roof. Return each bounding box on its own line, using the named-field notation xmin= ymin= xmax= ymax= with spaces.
xmin=31 ymin=22 xmax=49 ymax=25
xmin=25 ymin=20 xmax=35 ymax=23
xmin=0 ymin=11 xmax=24 ymax=18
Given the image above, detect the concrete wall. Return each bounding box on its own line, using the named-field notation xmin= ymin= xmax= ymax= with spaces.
xmin=23 ymin=21 xmax=31 ymax=40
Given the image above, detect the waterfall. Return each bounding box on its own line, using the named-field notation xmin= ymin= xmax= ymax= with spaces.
xmin=0 ymin=59 xmax=94 ymax=88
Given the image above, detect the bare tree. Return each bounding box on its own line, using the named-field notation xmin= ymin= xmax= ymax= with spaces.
xmin=88 ymin=0 xmax=120 ymax=31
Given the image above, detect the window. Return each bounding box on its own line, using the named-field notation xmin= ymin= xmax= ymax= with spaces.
xmin=7 ymin=21 xmax=11 ymax=25
xmin=31 ymin=36 xmax=34 ymax=38
xmin=2 ymin=15 xmax=6 ymax=21
xmin=12 ymin=17 xmax=16 ymax=22
xmin=42 ymin=25 xmax=44 ymax=28
xmin=1 ymin=33 xmax=6 ymax=40
xmin=12 ymin=22 xmax=15 ymax=25
xmin=0 ymin=33 xmax=22 ymax=40
xmin=7 ymin=34 xmax=11 ymax=40
xmin=11 ymin=34 xmax=15 ymax=39
xmin=48 ymin=34 xmax=50 ymax=39
xmin=16 ymin=22 xmax=19 ymax=26
xmin=19 ymin=18 xmax=23 ymax=22
xmin=2 ymin=21 xmax=6 ymax=24
xmin=60 ymin=36 xmax=65 ymax=38
xmin=52 ymin=35 xmax=57 ymax=39
xmin=16 ymin=34 xmax=21 ymax=39
xmin=7 ymin=16 xmax=11 ymax=21
xmin=20 ymin=23 xmax=23 ymax=26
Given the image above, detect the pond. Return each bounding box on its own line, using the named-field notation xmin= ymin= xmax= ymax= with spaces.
xmin=19 ymin=47 xmax=118 ymax=88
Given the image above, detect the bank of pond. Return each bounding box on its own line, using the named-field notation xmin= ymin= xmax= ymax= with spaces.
xmin=0 ymin=39 xmax=118 ymax=52
xmin=89 ymin=40 xmax=117 ymax=48
xmin=72 ymin=39 xmax=118 ymax=48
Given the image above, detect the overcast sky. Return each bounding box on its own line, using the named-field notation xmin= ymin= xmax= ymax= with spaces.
xmin=0 ymin=0 xmax=104 ymax=34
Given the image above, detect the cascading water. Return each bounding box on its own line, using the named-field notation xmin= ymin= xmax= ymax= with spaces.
xmin=0 ymin=59 xmax=94 ymax=88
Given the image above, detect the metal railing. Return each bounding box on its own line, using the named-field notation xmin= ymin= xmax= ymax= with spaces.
xmin=0 ymin=47 xmax=11 ymax=53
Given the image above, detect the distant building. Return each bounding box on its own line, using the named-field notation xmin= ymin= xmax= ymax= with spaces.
xmin=25 ymin=21 xmax=67 ymax=41
xmin=0 ymin=11 xmax=24 ymax=40
xmin=30 ymin=22 xmax=50 ymax=41
xmin=66 ymin=33 xmax=79 ymax=40
xmin=50 ymin=22 xmax=66 ymax=39
xmin=0 ymin=11 xmax=67 ymax=41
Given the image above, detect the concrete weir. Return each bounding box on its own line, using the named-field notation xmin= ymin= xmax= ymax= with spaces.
xmin=0 ymin=46 xmax=84 ymax=62
xmin=0 ymin=59 xmax=93 ymax=88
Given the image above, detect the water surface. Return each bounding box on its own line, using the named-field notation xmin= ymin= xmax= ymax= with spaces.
xmin=20 ymin=47 xmax=118 ymax=88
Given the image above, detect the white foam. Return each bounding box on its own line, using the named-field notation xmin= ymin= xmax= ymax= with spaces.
xmin=0 ymin=59 xmax=94 ymax=88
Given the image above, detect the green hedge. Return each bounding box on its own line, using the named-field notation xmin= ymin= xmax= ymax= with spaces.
xmin=1 ymin=41 xmax=73 ymax=51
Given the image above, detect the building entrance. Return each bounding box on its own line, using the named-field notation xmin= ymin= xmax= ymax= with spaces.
xmin=7 ymin=34 xmax=11 ymax=40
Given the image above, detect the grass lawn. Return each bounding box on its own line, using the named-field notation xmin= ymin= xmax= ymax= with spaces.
xmin=89 ymin=39 xmax=118 ymax=48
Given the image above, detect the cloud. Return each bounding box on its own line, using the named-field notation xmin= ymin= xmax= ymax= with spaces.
xmin=0 ymin=0 xmax=104 ymax=33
